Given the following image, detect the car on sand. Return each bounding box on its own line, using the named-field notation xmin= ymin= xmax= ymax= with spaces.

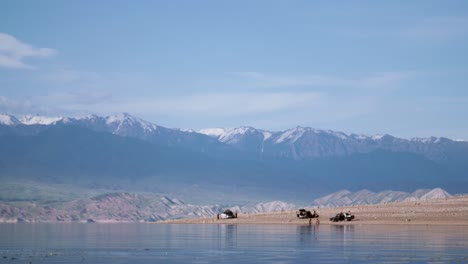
xmin=296 ymin=209 xmax=319 ymax=219
xmin=219 ymin=209 xmax=237 ymax=219
xmin=330 ymin=212 xmax=355 ymax=222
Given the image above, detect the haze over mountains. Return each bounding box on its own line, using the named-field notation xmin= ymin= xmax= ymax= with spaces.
xmin=1 ymin=113 xmax=467 ymax=204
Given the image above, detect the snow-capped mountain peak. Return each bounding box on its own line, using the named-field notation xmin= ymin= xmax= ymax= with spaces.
xmin=370 ymin=134 xmax=387 ymax=140
xmin=76 ymin=114 xmax=101 ymax=121
xmin=20 ymin=115 xmax=64 ymax=125
xmin=0 ymin=114 xmax=21 ymax=125
xmin=410 ymin=137 xmax=443 ymax=144
xmin=198 ymin=128 xmax=228 ymax=138
xmin=105 ymin=113 xmax=158 ymax=133
xmin=262 ymin=131 xmax=273 ymax=140
xmin=105 ymin=112 xmax=134 ymax=124
xmin=275 ymin=126 xmax=308 ymax=143
xmin=1 ymin=112 xmax=465 ymax=163
xmin=199 ymin=126 xmax=266 ymax=144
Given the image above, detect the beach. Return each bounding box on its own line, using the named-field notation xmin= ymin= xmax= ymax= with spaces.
xmin=163 ymin=195 xmax=468 ymax=225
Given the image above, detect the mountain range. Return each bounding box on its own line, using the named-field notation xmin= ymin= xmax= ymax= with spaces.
xmin=1 ymin=113 xmax=467 ymax=203
xmin=2 ymin=113 xmax=466 ymax=162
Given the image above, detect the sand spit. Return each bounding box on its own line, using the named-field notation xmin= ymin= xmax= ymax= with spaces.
xmin=163 ymin=195 xmax=468 ymax=225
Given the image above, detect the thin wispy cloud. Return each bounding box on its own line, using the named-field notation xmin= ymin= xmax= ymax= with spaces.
xmin=0 ymin=96 xmax=48 ymax=115
xmin=0 ymin=33 xmax=57 ymax=69
xmin=41 ymin=91 xmax=113 ymax=106
xmin=59 ymin=92 xmax=322 ymax=117
xmin=330 ymin=15 xmax=468 ymax=42
xmin=41 ymin=69 xmax=101 ymax=83
xmin=0 ymin=92 xmax=113 ymax=117
xmin=234 ymin=71 xmax=407 ymax=89
xmin=402 ymin=16 xmax=468 ymax=40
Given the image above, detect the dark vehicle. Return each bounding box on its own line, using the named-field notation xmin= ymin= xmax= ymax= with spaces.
xmin=296 ymin=209 xmax=319 ymax=219
xmin=330 ymin=212 xmax=354 ymax=222
xmin=219 ymin=209 xmax=237 ymax=219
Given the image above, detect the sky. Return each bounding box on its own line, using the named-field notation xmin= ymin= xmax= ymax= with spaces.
xmin=1 ymin=1 xmax=468 ymax=139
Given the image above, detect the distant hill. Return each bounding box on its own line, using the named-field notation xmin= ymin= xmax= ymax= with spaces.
xmin=0 ymin=188 xmax=454 ymax=222
xmin=0 ymin=192 xmax=221 ymax=223
xmin=310 ymin=188 xmax=452 ymax=207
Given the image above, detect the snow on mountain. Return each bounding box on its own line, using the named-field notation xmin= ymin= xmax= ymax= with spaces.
xmin=177 ymin=128 xmax=196 ymax=133
xmin=199 ymin=125 xmax=466 ymax=162
xmin=199 ymin=128 xmax=228 ymax=138
xmin=371 ymin=134 xmax=385 ymax=140
xmin=103 ymin=113 xmax=158 ymax=134
xmin=47 ymin=113 xmax=163 ymax=139
xmin=2 ymin=112 xmax=467 ymax=162
xmin=20 ymin=115 xmax=64 ymax=125
xmin=262 ymin=131 xmax=273 ymax=140
xmin=0 ymin=114 xmax=21 ymax=125
xmin=410 ymin=137 xmax=443 ymax=144
xmin=275 ymin=126 xmax=307 ymax=143
xmin=310 ymin=188 xmax=452 ymax=207
xmin=199 ymin=126 xmax=265 ymax=144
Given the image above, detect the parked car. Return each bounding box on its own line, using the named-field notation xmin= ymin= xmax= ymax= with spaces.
xmin=219 ymin=209 xmax=237 ymax=219
xmin=330 ymin=212 xmax=354 ymax=222
xmin=296 ymin=209 xmax=319 ymax=219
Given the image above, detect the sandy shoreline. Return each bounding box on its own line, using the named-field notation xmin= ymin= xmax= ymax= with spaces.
xmin=162 ymin=195 xmax=468 ymax=226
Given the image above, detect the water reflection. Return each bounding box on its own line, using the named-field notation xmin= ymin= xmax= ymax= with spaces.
xmin=220 ymin=224 xmax=237 ymax=248
xmin=0 ymin=224 xmax=466 ymax=264
xmin=296 ymin=225 xmax=318 ymax=244
xmin=331 ymin=224 xmax=355 ymax=237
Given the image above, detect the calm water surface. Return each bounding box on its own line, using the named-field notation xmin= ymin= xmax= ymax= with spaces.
xmin=0 ymin=223 xmax=467 ymax=263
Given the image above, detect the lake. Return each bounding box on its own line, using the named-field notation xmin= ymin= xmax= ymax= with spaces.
xmin=0 ymin=223 xmax=467 ymax=263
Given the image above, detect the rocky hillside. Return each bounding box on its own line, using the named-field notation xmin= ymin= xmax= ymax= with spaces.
xmin=0 ymin=188 xmax=454 ymax=222
xmin=229 ymin=201 xmax=297 ymax=214
xmin=0 ymin=192 xmax=221 ymax=223
xmin=310 ymin=188 xmax=452 ymax=207
xmin=0 ymin=192 xmax=299 ymax=223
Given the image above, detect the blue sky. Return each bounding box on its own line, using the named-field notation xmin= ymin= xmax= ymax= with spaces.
xmin=1 ymin=1 xmax=467 ymax=139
